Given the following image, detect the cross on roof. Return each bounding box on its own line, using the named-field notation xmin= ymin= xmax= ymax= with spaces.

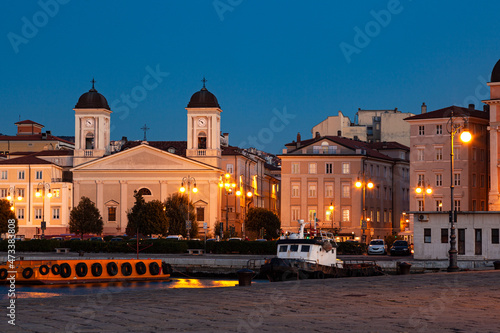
xmin=201 ymin=77 xmax=207 ymax=88
xmin=91 ymin=78 xmax=96 ymax=90
xmin=141 ymin=124 xmax=150 ymax=141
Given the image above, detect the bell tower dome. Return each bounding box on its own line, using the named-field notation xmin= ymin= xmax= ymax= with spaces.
xmin=185 ymin=78 xmax=222 ymax=168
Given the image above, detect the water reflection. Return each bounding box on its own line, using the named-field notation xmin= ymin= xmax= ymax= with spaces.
xmin=0 ymin=278 xmax=266 ymax=300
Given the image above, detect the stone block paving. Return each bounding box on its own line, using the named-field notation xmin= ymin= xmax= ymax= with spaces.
xmin=1 ymin=270 xmax=500 ymax=332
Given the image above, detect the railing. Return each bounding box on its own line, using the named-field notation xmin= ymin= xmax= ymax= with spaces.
xmin=84 ymin=150 xmax=93 ymax=157
xmin=197 ymin=149 xmax=206 ymax=156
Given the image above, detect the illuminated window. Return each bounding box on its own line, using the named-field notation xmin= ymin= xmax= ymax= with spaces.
xmin=308 ymin=184 xmax=317 ymax=198
xmin=308 ymin=209 xmax=316 ymax=222
xmin=108 ymin=207 xmax=116 ymax=221
xmin=291 ymin=184 xmax=300 ymax=198
xmin=52 ymin=189 xmax=60 ymax=198
xmin=291 ymin=207 xmax=300 ymax=221
xmin=342 ymin=163 xmax=350 ymax=174
xmin=342 ymin=209 xmax=350 ymax=222
xmin=226 ymin=164 xmax=234 ymax=174
xmin=436 ymin=200 xmax=442 ymax=212
xmin=325 ymin=183 xmax=334 ymax=198
xmin=291 ymin=163 xmax=299 ymax=174
xmin=342 ymin=184 xmax=350 ymax=198
xmin=309 ymin=163 xmax=317 ymax=174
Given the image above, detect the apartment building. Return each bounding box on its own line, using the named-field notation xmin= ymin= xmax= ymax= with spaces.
xmin=280 ymin=134 xmax=409 ymax=243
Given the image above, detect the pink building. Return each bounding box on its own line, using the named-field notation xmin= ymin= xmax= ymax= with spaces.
xmin=280 ymin=134 xmax=409 ymax=243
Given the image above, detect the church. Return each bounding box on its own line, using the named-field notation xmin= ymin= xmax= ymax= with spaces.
xmin=1 ymin=80 xmax=280 ymax=238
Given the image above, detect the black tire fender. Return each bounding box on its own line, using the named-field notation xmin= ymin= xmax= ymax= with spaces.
xmin=91 ymin=263 xmax=103 ymax=277
xmin=75 ymin=262 xmax=88 ymax=277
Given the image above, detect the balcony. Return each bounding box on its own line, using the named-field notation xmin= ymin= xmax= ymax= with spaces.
xmin=84 ymin=150 xmax=93 ymax=157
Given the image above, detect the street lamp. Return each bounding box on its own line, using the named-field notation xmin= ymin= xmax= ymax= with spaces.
xmin=7 ymin=186 xmax=23 ymax=213
xmin=219 ymin=173 xmax=239 ymax=239
xmin=242 ymin=190 xmax=253 ymax=239
xmin=355 ymin=171 xmax=374 ymax=244
xmin=179 ymin=176 xmax=197 ymax=240
xmin=326 ymin=203 xmax=334 ymax=233
xmin=447 ymin=111 xmax=472 ymax=272
xmin=35 ymin=182 xmax=52 ymax=239
xmin=415 ymin=182 xmax=432 ymax=211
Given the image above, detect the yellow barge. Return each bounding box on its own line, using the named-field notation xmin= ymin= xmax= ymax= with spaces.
xmin=0 ymin=259 xmax=172 ymax=285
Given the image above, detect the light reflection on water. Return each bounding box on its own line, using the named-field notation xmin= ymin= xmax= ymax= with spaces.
xmin=0 ymin=278 xmax=267 ymax=300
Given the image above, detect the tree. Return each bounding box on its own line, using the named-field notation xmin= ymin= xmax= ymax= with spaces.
xmin=126 ymin=192 xmax=168 ymax=236
xmin=0 ymin=199 xmax=18 ymax=235
xmin=69 ymin=197 xmax=104 ymax=238
xmin=164 ymin=193 xmax=198 ymax=238
xmin=245 ymin=207 xmax=280 ymax=240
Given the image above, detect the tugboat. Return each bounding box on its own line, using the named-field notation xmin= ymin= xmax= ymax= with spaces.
xmin=260 ymin=220 xmax=382 ymax=282
xmin=0 ymin=259 xmax=172 ymax=285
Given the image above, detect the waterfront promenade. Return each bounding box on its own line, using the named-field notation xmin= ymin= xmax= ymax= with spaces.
xmin=2 ymin=269 xmax=500 ymax=332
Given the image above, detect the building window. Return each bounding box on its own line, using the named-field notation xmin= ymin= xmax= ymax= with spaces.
xmin=325 ymin=163 xmax=333 ymax=174
xmin=196 ymin=207 xmax=205 ymax=221
xmin=52 ymin=189 xmax=60 ymax=198
xmin=17 ymin=208 xmax=24 ymax=220
xmin=416 ymin=149 xmax=424 ymax=161
xmin=441 ymin=229 xmax=448 ymax=243
xmin=475 ymin=229 xmax=482 ymax=255
xmin=137 ymin=188 xmax=152 ymax=196
xmin=481 ymin=174 xmax=485 ymax=188
xmin=454 ymin=173 xmax=461 ymax=186
xmin=435 ymin=147 xmax=443 ymax=161
xmin=458 ymin=229 xmax=465 ymax=255
xmin=0 ymin=189 xmax=7 ymax=197
xmin=308 ymin=184 xmax=317 ymax=198
xmin=424 ymin=228 xmax=431 ymax=243
xmin=436 ymin=124 xmax=442 ymax=134
xmin=472 ymin=200 xmax=477 ymax=211
xmin=492 ymin=229 xmax=499 ymax=244
xmin=36 ymin=171 xmax=43 ymax=180
xmin=108 ymin=207 xmax=116 ymax=221
xmin=435 ymin=174 xmax=442 ymax=187
xmin=342 ymin=184 xmax=350 ymax=198
xmin=454 ymin=200 xmax=461 ymax=211
xmin=417 ymin=174 xmax=424 ymax=186
xmin=1 ymin=171 xmax=6 ymax=179
xmin=197 ymin=132 xmax=207 ymax=149
xmin=418 ymin=126 xmax=425 ymax=135
xmin=376 ymin=209 xmax=380 ymax=222
xmin=481 ymin=201 xmax=485 ymax=211
xmin=53 ymin=208 xmax=60 ymax=219
xmin=472 ymin=148 xmax=477 ymax=161
xmin=325 ymin=183 xmax=334 ymax=198
xmin=291 ymin=163 xmax=299 ymax=174
xmin=308 ymin=209 xmax=316 ymax=222
xmin=291 ymin=184 xmax=300 ymax=198
xmin=35 ymin=208 xmax=42 ymax=219
xmin=309 ymin=163 xmax=317 ymax=174
xmin=453 ymin=147 xmax=460 ymax=160
xmin=418 ymin=200 xmax=424 ymax=212
xmin=383 ymin=210 xmax=387 ymax=223
xmin=18 ymin=188 xmax=25 ymax=198
xmin=226 ymin=164 xmax=234 ymax=174
xmin=18 ymin=170 xmax=25 ymax=180
xmin=342 ymin=209 xmax=350 ymax=222
xmin=342 ymin=163 xmax=350 ymax=174
xmin=472 ymin=174 xmax=477 ymax=187
xmin=291 ymin=207 xmax=300 ymax=221
xmin=436 ymin=200 xmax=442 ymax=211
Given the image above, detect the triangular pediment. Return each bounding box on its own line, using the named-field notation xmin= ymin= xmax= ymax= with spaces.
xmin=72 ymin=144 xmax=219 ymax=171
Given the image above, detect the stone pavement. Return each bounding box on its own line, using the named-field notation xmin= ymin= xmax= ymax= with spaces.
xmin=2 ymin=270 xmax=500 ymax=332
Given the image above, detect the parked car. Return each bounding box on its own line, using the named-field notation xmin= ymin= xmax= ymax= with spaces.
xmin=89 ymin=237 xmax=103 ymax=242
xmin=109 ymin=237 xmax=124 ymax=242
xmin=70 ymin=237 xmax=81 ymax=241
xmin=228 ymin=237 xmax=242 ymax=241
xmin=51 ymin=237 xmax=64 ymax=241
xmin=390 ymin=240 xmax=411 ymax=256
xmin=166 ymin=235 xmax=184 ymax=240
xmin=206 ymin=238 xmax=218 ymax=242
xmin=255 ymin=239 xmax=267 ymax=242
xmin=367 ymin=239 xmax=387 ymax=255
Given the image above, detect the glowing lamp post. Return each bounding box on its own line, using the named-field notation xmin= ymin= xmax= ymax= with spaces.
xmin=35 ymin=182 xmax=52 ymax=239
xmin=180 ymin=176 xmax=197 ymax=240
xmin=355 ymin=174 xmax=374 ymax=244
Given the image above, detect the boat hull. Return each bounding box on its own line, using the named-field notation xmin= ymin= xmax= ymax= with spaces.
xmin=0 ymin=259 xmax=172 ymax=285
xmin=260 ymin=257 xmax=383 ymax=282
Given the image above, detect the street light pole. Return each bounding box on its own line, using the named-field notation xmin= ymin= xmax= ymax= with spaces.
xmin=447 ymin=110 xmax=472 ymax=272
xmin=219 ymin=173 xmax=237 ymax=239
xmin=36 ymin=182 xmax=52 ymax=239
xmin=355 ymin=164 xmax=374 ymax=244
xmin=180 ymin=176 xmax=197 ymax=240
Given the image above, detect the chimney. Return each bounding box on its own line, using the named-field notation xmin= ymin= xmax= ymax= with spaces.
xmin=484 ymin=104 xmax=490 ymax=112
xmin=297 ymin=132 xmax=301 ymax=143
xmin=468 ymin=103 xmax=475 ymax=111
xmin=421 ymin=102 xmax=427 ymax=114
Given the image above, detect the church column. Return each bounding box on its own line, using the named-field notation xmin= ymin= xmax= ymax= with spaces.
xmin=96 ymin=180 xmax=104 ymax=223
xmin=160 ymin=180 xmax=168 ymax=202
xmin=120 ymin=180 xmax=128 ymax=234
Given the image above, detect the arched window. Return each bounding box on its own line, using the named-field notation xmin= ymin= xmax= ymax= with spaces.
xmin=85 ymin=132 xmax=94 ymax=149
xmin=137 ymin=188 xmax=151 ymax=196
xmin=198 ymin=132 xmax=207 ymax=149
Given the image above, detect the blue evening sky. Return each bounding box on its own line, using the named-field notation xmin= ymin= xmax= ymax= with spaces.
xmin=1 ymin=1 xmax=500 ymax=154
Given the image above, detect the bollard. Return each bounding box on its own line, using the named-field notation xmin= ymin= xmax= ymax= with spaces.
xmin=398 ymin=262 xmax=411 ymax=275
xmin=494 ymin=261 xmax=500 ymax=270
xmin=237 ymin=268 xmax=254 ymax=286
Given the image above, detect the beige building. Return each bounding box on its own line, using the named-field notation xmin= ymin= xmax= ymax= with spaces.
xmin=485 ymin=59 xmax=500 ymax=210
xmin=312 ymin=108 xmax=415 ymax=146
xmin=0 ymin=120 xmax=74 ymax=154
xmin=0 ymin=155 xmax=73 ymax=238
xmin=280 ymin=134 xmax=409 ymax=243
